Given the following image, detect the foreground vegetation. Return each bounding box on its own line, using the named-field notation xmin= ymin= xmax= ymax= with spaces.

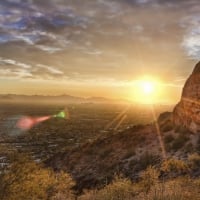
xmin=0 ymin=152 xmax=200 ymax=200
xmin=79 ymin=158 xmax=200 ymax=200
xmin=0 ymin=153 xmax=75 ymax=200
xmin=79 ymin=175 xmax=200 ymax=200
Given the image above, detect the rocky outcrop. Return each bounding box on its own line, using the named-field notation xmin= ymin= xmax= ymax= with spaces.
xmin=173 ymin=61 xmax=200 ymax=133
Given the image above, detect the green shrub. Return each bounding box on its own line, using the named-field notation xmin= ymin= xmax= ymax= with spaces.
xmin=157 ymin=112 xmax=172 ymax=124
xmin=158 ymin=112 xmax=173 ymax=132
xmin=175 ymin=126 xmax=191 ymax=134
xmin=164 ymin=134 xmax=174 ymax=144
xmin=123 ymin=149 xmax=136 ymax=160
xmin=136 ymin=152 xmax=161 ymax=171
xmin=99 ymin=148 xmax=112 ymax=159
xmin=185 ymin=142 xmax=194 ymax=153
xmin=196 ymin=135 xmax=200 ymax=152
xmin=164 ymin=134 xmax=175 ymax=152
xmin=161 ymin=123 xmax=173 ymax=132
xmin=171 ymin=134 xmax=189 ymax=151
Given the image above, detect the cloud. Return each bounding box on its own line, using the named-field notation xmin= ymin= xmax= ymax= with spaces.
xmin=0 ymin=0 xmax=90 ymax=53
xmin=0 ymin=62 xmax=33 ymax=79
xmin=183 ymin=32 xmax=200 ymax=60
xmin=136 ymin=0 xmax=150 ymax=4
xmin=0 ymin=0 xmax=199 ymax=86
xmin=36 ymin=45 xmax=62 ymax=53
xmin=182 ymin=18 xmax=200 ymax=60
xmin=0 ymin=57 xmax=64 ymax=79
xmin=36 ymin=64 xmax=64 ymax=75
xmin=177 ymin=1 xmax=200 ymax=60
xmin=0 ymin=58 xmax=31 ymax=69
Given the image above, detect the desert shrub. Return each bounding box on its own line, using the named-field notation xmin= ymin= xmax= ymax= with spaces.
xmin=161 ymin=158 xmax=189 ymax=176
xmin=123 ymin=149 xmax=136 ymax=160
xmin=0 ymin=155 xmax=51 ymax=200
xmin=79 ymin=176 xmax=136 ymax=200
xmin=196 ymin=135 xmax=200 ymax=152
xmin=184 ymin=142 xmax=194 ymax=153
xmin=164 ymin=134 xmax=174 ymax=144
xmin=175 ymin=126 xmax=191 ymax=135
xmin=139 ymin=166 xmax=159 ymax=194
xmin=161 ymin=120 xmax=174 ymax=132
xmin=136 ymin=152 xmax=161 ymax=171
xmin=0 ymin=153 xmax=75 ymax=200
xmin=130 ymin=124 xmax=145 ymax=132
xmin=164 ymin=134 xmax=175 ymax=152
xmin=48 ymin=171 xmax=75 ymax=200
xmin=188 ymin=153 xmax=200 ymax=170
xmin=99 ymin=148 xmax=112 ymax=159
xmin=128 ymin=158 xmax=138 ymax=169
xmin=136 ymin=177 xmax=200 ymax=200
xmin=79 ymin=175 xmax=200 ymax=200
xmin=157 ymin=112 xmax=172 ymax=124
xmin=158 ymin=112 xmax=173 ymax=132
xmin=171 ymin=134 xmax=189 ymax=151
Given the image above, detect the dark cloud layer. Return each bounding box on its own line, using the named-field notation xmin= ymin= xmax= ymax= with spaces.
xmin=0 ymin=0 xmax=200 ymax=99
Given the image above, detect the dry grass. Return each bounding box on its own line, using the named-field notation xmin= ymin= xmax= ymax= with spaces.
xmin=78 ymin=167 xmax=200 ymax=200
xmin=136 ymin=178 xmax=200 ymax=200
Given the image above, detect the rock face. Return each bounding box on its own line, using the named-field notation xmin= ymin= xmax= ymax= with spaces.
xmin=173 ymin=61 xmax=200 ymax=133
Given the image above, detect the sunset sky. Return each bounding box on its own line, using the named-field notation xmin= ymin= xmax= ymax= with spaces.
xmin=0 ymin=0 xmax=200 ymax=103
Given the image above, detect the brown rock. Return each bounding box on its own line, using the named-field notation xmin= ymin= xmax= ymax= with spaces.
xmin=173 ymin=61 xmax=200 ymax=133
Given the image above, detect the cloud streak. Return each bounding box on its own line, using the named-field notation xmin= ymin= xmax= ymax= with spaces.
xmin=182 ymin=15 xmax=200 ymax=60
xmin=0 ymin=57 xmax=64 ymax=79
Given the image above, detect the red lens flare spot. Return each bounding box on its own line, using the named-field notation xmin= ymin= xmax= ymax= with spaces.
xmin=16 ymin=116 xmax=35 ymax=130
xmin=16 ymin=116 xmax=51 ymax=131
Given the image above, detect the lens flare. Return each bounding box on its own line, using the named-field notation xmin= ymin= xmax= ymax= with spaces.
xmin=53 ymin=111 xmax=66 ymax=119
xmin=16 ymin=116 xmax=51 ymax=131
xmin=16 ymin=110 xmax=68 ymax=131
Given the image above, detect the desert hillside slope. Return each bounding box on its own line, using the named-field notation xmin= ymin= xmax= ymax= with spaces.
xmin=47 ymin=124 xmax=162 ymax=190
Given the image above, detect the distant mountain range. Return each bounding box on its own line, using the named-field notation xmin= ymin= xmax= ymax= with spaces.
xmin=0 ymin=94 xmax=129 ymax=104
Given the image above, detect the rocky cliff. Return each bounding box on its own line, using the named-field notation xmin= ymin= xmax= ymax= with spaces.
xmin=173 ymin=61 xmax=200 ymax=133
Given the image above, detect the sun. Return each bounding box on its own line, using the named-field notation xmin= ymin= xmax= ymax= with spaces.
xmin=140 ymin=81 xmax=155 ymax=95
xmin=130 ymin=77 xmax=161 ymax=104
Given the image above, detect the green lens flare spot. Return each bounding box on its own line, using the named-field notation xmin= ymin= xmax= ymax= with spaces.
xmin=54 ymin=111 xmax=66 ymax=118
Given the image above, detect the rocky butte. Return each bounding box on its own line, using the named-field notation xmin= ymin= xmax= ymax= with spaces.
xmin=173 ymin=61 xmax=200 ymax=133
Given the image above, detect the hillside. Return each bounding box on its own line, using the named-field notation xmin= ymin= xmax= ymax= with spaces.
xmin=47 ymin=118 xmax=200 ymax=191
xmin=47 ymin=124 xmax=160 ymax=190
